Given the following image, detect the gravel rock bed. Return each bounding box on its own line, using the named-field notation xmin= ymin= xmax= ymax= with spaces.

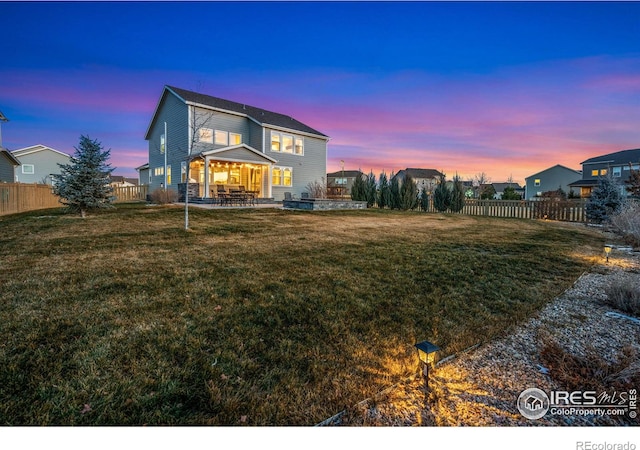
xmin=339 ymin=248 xmax=640 ymax=427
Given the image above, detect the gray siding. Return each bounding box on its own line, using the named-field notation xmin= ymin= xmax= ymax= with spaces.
xmin=248 ymin=120 xmax=263 ymax=152
xmin=525 ymin=166 xmax=581 ymax=199
xmin=266 ymin=127 xmax=327 ymax=201
xmin=148 ymin=91 xmax=188 ymax=192
xmin=13 ymin=148 xmax=70 ymax=185
xmin=0 ymin=154 xmax=16 ymax=182
xmin=190 ymin=107 xmax=251 ymax=155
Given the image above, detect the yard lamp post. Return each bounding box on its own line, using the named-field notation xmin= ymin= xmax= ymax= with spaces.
xmin=604 ymin=245 xmax=612 ymax=263
xmin=340 ymin=160 xmax=345 ymax=198
xmin=414 ymin=340 xmax=440 ymax=390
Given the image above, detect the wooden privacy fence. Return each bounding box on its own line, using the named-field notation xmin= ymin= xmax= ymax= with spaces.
xmin=0 ymin=183 xmax=61 ymax=216
xmin=111 ymin=185 xmax=148 ymax=203
xmin=453 ymin=199 xmax=588 ymax=222
xmin=0 ymin=183 xmax=149 ymax=216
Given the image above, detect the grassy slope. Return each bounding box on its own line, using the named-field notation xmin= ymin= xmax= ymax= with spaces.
xmin=0 ymin=204 xmax=602 ymax=425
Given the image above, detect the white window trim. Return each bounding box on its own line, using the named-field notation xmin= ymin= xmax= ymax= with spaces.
xmin=198 ymin=128 xmax=214 ymax=144
xmin=534 ymin=179 xmax=541 ymax=187
xmin=272 ymin=166 xmax=293 ymax=187
xmin=22 ymin=164 xmax=35 ymax=174
xmin=270 ymin=131 xmax=304 ymax=156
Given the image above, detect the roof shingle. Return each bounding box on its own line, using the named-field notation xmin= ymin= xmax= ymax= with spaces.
xmin=167 ymin=86 xmax=328 ymax=138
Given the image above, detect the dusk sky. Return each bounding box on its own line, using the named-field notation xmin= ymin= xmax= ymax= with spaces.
xmin=1 ymin=1 xmax=639 ymax=184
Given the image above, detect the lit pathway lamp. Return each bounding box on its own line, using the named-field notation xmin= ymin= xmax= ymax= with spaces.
xmin=604 ymin=245 xmax=612 ymax=263
xmin=415 ymin=340 xmax=440 ymax=389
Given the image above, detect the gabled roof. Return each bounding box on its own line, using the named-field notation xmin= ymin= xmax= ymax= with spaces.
xmin=0 ymin=148 xmax=20 ymax=166
xmin=11 ymin=144 xmax=71 ymax=159
xmin=525 ymin=164 xmax=581 ymax=180
xmin=135 ymin=163 xmax=149 ymax=171
xmin=327 ymin=170 xmax=363 ymax=178
xmin=397 ymin=168 xmax=443 ymax=179
xmin=581 ymin=148 xmax=640 ymax=165
xmin=146 ymin=85 xmax=328 ymax=140
xmin=200 ymin=143 xmax=278 ymax=164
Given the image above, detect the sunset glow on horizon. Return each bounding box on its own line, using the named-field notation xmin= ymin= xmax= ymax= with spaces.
xmin=1 ymin=2 xmax=639 ymax=184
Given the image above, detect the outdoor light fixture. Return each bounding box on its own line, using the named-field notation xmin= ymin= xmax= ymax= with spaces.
xmin=414 ymin=340 xmax=440 ymax=389
xmin=604 ymin=245 xmax=612 ymax=263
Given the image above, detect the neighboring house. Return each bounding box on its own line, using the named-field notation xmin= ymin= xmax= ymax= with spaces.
xmin=11 ymin=145 xmax=71 ymax=185
xmin=484 ymin=182 xmax=523 ymax=199
xmin=144 ymin=85 xmax=329 ymax=201
xmin=0 ymin=147 xmax=20 ymax=182
xmin=135 ymin=163 xmax=150 ymax=185
xmin=568 ymin=148 xmax=640 ymax=198
xmin=326 ymin=169 xmax=363 ymax=197
xmin=394 ymin=168 xmax=443 ymax=193
xmin=497 ymin=182 xmax=524 ymax=199
xmin=109 ymin=175 xmax=138 ymax=187
xmin=524 ymin=165 xmax=582 ymax=200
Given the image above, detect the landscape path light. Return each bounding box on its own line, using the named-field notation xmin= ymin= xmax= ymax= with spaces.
xmin=604 ymin=245 xmax=612 ymax=263
xmin=414 ymin=340 xmax=440 ymax=390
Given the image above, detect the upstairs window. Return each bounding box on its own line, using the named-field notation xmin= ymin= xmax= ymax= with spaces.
xmin=230 ymin=133 xmax=241 ymax=145
xmin=591 ymin=169 xmax=599 ymax=177
xmin=271 ymin=132 xmax=281 ymax=152
xmin=613 ymin=166 xmax=622 ymax=177
xmin=294 ymin=137 xmax=304 ymax=155
xmin=270 ymin=131 xmax=304 ymax=155
xmin=22 ymin=164 xmax=34 ymax=174
xmin=600 ymin=169 xmax=608 ymax=176
xmin=282 ymin=134 xmax=293 ymax=153
xmin=215 ymin=130 xmax=228 ymax=145
xmin=198 ymin=128 xmax=214 ymax=143
xmin=534 ymin=179 xmax=541 ymax=187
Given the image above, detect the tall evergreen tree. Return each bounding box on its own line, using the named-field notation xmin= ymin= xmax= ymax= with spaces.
xmin=501 ymin=186 xmax=522 ymax=200
xmin=433 ymin=173 xmax=451 ymax=212
xmin=389 ymin=172 xmax=401 ymax=210
xmin=378 ymin=171 xmax=391 ymax=209
xmin=399 ymin=173 xmax=418 ymax=210
xmin=419 ymin=185 xmax=430 ymax=211
xmin=586 ymin=174 xmax=624 ymax=224
xmin=350 ymin=171 xmax=366 ymax=202
xmin=449 ymin=173 xmax=465 ymax=212
xmin=53 ymin=135 xmax=114 ymax=218
xmin=364 ymin=171 xmax=377 ymax=208
xmin=626 ymin=164 xmax=640 ymax=198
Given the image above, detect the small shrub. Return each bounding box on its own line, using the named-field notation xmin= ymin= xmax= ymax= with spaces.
xmin=604 ymin=279 xmax=640 ymax=316
xmin=149 ymin=188 xmax=178 ymax=204
xmin=610 ymin=201 xmax=640 ymax=248
xmin=305 ymin=178 xmax=327 ymax=199
xmin=539 ymin=336 xmax=639 ymax=397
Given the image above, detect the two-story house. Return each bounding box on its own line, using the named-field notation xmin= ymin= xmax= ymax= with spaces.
xmin=568 ymin=148 xmax=640 ymax=197
xmin=11 ymin=145 xmax=71 ymax=185
xmin=524 ymin=164 xmax=582 ymax=200
xmin=394 ymin=168 xmax=443 ymax=194
xmin=326 ymin=169 xmax=363 ymax=198
xmin=144 ymin=86 xmax=329 ymax=202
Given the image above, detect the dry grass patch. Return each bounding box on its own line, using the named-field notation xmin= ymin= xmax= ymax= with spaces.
xmin=0 ymin=205 xmax=604 ymax=425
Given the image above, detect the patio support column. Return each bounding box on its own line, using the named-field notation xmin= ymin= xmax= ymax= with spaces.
xmin=266 ymin=164 xmax=273 ymax=199
xmin=204 ymin=155 xmax=211 ymax=198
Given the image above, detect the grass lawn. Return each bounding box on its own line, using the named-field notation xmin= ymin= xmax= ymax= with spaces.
xmin=0 ymin=204 xmax=603 ymax=425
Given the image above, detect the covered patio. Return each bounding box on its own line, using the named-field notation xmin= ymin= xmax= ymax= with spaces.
xmin=187 ymin=144 xmax=278 ymax=202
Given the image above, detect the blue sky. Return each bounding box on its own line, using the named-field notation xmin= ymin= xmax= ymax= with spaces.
xmin=1 ymin=1 xmax=639 ymax=182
